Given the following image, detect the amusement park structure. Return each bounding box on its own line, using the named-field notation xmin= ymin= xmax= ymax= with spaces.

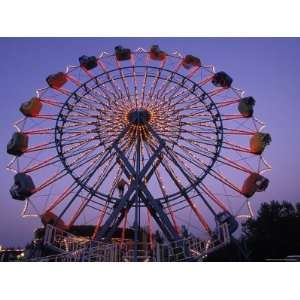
xmin=7 ymin=45 xmax=271 ymax=261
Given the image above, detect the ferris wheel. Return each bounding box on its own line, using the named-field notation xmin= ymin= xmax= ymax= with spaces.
xmin=7 ymin=45 xmax=271 ymax=244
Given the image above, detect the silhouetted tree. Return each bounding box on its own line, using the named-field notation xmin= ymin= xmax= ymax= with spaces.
xmin=242 ymin=200 xmax=300 ymax=261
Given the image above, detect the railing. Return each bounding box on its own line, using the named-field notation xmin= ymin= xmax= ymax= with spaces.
xmin=154 ymin=223 xmax=230 ymax=262
xmin=43 ymin=224 xmax=91 ymax=253
xmin=36 ymin=223 xmax=230 ymax=262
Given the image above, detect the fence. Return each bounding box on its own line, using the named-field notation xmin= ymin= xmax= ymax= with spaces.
xmin=32 ymin=223 xmax=230 ymax=262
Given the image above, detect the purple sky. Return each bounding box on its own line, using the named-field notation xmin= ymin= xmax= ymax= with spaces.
xmin=0 ymin=38 xmax=299 ymax=247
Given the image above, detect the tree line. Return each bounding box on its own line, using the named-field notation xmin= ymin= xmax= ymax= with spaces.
xmin=206 ymin=200 xmax=300 ymax=261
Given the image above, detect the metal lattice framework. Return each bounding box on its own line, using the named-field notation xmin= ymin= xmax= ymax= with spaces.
xmin=7 ymin=46 xmax=271 ymax=253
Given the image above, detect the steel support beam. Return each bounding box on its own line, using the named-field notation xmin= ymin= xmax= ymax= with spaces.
xmin=96 ymin=128 xmax=180 ymax=241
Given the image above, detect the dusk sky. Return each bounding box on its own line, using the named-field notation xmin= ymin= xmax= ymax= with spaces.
xmin=1 ymin=37 xmax=300 ymax=247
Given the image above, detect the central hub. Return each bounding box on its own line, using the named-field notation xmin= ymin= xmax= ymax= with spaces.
xmin=127 ymin=108 xmax=151 ymax=125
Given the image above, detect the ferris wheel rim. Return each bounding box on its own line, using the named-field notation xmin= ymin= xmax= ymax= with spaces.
xmin=53 ymin=64 xmax=224 ymax=203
